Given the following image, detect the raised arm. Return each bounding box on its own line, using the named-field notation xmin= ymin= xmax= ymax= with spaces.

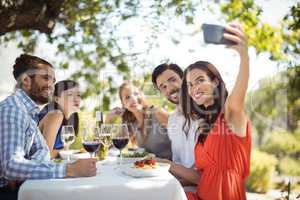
xmin=223 ymin=23 xmax=249 ymax=137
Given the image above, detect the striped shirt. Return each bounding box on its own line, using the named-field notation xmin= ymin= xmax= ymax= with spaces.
xmin=0 ymin=89 xmax=66 ymax=188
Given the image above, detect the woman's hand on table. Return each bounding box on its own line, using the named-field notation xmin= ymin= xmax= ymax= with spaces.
xmin=67 ymin=158 xmax=97 ymax=177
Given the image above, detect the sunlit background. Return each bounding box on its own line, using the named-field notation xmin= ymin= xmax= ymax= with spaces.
xmin=0 ymin=0 xmax=299 ymax=199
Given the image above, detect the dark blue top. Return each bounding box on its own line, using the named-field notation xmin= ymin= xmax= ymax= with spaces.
xmin=38 ymin=104 xmax=64 ymax=150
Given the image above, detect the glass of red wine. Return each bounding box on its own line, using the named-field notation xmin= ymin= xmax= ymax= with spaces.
xmin=82 ymin=127 xmax=101 ymax=158
xmin=111 ymin=124 xmax=129 ymax=166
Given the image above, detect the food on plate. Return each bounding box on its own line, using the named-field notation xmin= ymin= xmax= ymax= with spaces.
xmin=134 ymin=159 xmax=157 ymax=169
xmin=122 ymin=151 xmax=149 ymax=158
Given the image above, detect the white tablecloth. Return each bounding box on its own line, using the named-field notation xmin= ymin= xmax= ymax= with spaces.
xmin=18 ymin=159 xmax=187 ymax=200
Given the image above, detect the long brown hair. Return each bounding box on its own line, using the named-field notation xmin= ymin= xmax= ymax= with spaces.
xmin=119 ymin=82 xmax=149 ymax=143
xmin=181 ymin=61 xmax=228 ymax=144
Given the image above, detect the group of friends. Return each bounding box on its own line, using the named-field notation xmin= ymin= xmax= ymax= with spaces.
xmin=0 ymin=23 xmax=251 ymax=200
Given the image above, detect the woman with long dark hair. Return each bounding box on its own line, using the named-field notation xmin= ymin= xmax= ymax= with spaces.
xmin=106 ymin=82 xmax=172 ymax=159
xmin=39 ymin=80 xmax=81 ymax=158
xmin=182 ymin=23 xmax=251 ymax=200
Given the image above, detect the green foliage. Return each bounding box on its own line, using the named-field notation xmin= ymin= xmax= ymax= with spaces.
xmin=246 ymin=76 xmax=282 ymax=146
xmin=286 ymin=2 xmax=300 ymax=31
xmin=246 ymin=64 xmax=300 ymax=147
xmin=246 ymin=149 xmax=278 ymax=193
xmin=285 ymin=65 xmax=300 ymax=131
xmin=295 ymin=126 xmax=300 ymax=140
xmin=221 ymin=0 xmax=284 ymax=60
xmin=221 ymin=0 xmax=299 ymax=61
xmin=278 ymin=156 xmax=300 ymax=176
xmin=0 ymin=0 xmax=199 ymax=111
xmin=69 ymin=132 xmax=82 ymax=150
xmin=1 ymin=0 xmax=299 ymax=114
xmin=262 ymin=131 xmax=300 ymax=158
xmin=283 ymin=2 xmax=300 ymax=57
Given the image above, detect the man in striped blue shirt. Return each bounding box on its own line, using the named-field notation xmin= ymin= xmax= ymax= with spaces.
xmin=0 ymin=54 xmax=97 ymax=200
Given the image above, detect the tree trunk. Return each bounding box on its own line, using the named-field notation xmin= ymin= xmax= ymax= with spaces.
xmin=0 ymin=0 xmax=64 ymax=35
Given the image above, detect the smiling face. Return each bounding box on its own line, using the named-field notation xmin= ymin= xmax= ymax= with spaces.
xmin=56 ymin=86 xmax=81 ymax=114
xmin=120 ymin=85 xmax=144 ymax=112
xmin=156 ymin=69 xmax=182 ymax=104
xmin=186 ymin=68 xmax=218 ymax=107
xmin=24 ymin=63 xmax=56 ymax=105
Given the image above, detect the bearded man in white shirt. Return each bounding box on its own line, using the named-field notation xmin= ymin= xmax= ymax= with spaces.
xmin=152 ymin=63 xmax=200 ymax=191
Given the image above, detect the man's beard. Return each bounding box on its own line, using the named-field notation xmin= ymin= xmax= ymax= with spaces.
xmin=29 ymin=84 xmax=52 ymax=105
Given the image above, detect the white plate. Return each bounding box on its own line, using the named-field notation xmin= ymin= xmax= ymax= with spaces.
xmin=121 ymin=162 xmax=170 ymax=178
xmin=58 ymin=150 xmax=81 ymax=160
xmin=127 ymin=147 xmax=145 ymax=153
xmin=71 ymin=152 xmax=90 ymax=159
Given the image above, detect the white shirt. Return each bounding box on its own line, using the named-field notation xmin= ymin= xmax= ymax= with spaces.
xmin=167 ymin=109 xmax=198 ymax=168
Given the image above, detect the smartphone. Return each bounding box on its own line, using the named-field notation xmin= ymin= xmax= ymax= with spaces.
xmin=202 ymin=23 xmax=236 ymax=45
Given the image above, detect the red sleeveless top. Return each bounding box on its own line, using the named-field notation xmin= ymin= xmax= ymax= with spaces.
xmin=186 ymin=113 xmax=251 ymax=200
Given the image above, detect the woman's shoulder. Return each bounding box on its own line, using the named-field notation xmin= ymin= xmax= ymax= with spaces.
xmin=39 ymin=103 xmax=60 ymax=117
xmin=215 ymin=110 xmax=249 ymax=139
xmin=38 ymin=109 xmax=64 ymax=130
xmin=48 ymin=110 xmax=64 ymax=116
xmin=42 ymin=110 xmax=64 ymax=122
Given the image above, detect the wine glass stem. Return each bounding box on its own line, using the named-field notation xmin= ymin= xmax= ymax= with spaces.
xmin=65 ymin=145 xmax=70 ymax=162
xmin=119 ymin=150 xmax=122 ymax=166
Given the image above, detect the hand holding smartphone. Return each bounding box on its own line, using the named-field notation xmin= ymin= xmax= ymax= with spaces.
xmin=202 ymin=23 xmax=236 ymax=45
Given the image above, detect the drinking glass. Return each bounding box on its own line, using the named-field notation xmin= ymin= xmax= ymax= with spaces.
xmin=111 ymin=124 xmax=129 ymax=166
xmin=61 ymin=125 xmax=75 ymax=161
xmin=82 ymin=127 xmax=101 ymax=158
xmin=99 ymin=124 xmax=113 ymax=148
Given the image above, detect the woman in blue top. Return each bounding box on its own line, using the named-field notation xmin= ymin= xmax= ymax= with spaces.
xmin=39 ymin=80 xmax=81 ymax=158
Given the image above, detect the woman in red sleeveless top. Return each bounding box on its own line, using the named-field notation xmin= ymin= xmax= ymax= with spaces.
xmin=180 ymin=23 xmax=251 ymax=200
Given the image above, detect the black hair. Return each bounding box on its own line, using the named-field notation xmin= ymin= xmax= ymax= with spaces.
xmin=54 ymin=80 xmax=80 ymax=135
xmin=152 ymin=63 xmax=183 ymax=89
xmin=54 ymin=80 xmax=79 ymax=97
xmin=13 ymin=54 xmax=53 ymax=80
xmin=40 ymin=80 xmax=80 ymax=136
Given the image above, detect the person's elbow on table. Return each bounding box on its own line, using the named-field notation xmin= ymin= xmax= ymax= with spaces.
xmin=66 ymin=158 xmax=97 ymax=178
